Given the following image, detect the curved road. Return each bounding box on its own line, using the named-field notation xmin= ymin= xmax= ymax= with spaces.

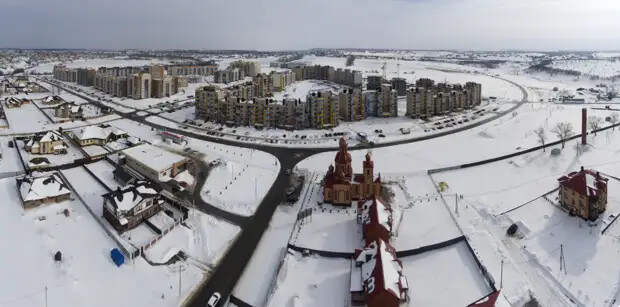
xmin=36 ymin=75 xmax=529 ymax=307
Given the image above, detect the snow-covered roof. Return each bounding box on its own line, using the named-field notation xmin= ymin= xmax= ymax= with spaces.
xmin=558 ymin=168 xmax=608 ymax=198
xmin=77 ymin=125 xmax=127 ymax=141
xmin=17 ymin=173 xmax=70 ymax=202
xmin=78 ymin=125 xmax=108 ymax=140
xmin=361 ymin=198 xmax=392 ymax=235
xmin=39 ymin=130 xmax=63 ymax=143
xmin=122 ymin=144 xmax=187 ymax=173
xmin=103 ymin=181 xmax=159 ymax=212
xmin=352 ymin=239 xmax=406 ymax=300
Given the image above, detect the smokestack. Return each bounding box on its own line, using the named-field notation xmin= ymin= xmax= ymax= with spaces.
xmin=582 ymin=108 xmax=587 ymax=145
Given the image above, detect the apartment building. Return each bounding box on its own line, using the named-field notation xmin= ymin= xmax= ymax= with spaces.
xmin=214 ymin=68 xmax=242 ymax=84
xmin=195 ymin=85 xmax=225 ymax=122
xmin=128 ymin=72 xmax=151 ymax=99
xmin=390 ymin=77 xmax=407 ymax=96
xmin=229 ymin=60 xmax=261 ymax=78
xmin=377 ymin=84 xmax=398 ymax=117
xmin=167 ymin=63 xmax=217 ymax=76
xmin=270 ymin=70 xmax=295 ymax=91
xmin=252 ymin=73 xmax=272 ymax=97
xmin=339 ymin=88 xmax=366 ymax=122
xmin=307 ymin=91 xmax=339 ymax=129
xmin=367 ymin=75 xmax=384 ymax=91
xmin=406 ymin=79 xmax=482 ymax=119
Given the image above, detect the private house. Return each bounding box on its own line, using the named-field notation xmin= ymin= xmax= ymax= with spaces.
xmin=558 ymin=167 xmax=609 ymax=221
xmin=359 ymin=197 xmax=393 ymax=244
xmin=120 ymin=144 xmax=189 ymax=183
xmin=323 ymin=138 xmax=381 ymax=206
xmin=350 ymin=239 xmax=409 ymax=307
xmin=16 ymin=173 xmax=71 ymax=209
xmin=54 ymin=102 xmax=83 ymax=119
xmin=41 ymin=95 xmax=65 ymax=106
xmin=74 ymin=125 xmax=128 ymax=147
xmin=5 ymin=97 xmax=30 ymax=108
xmin=102 ymin=181 xmax=163 ymax=232
xmin=24 ymin=131 xmax=67 ymax=155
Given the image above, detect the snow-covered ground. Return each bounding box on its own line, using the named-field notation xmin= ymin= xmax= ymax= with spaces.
xmin=0 ymin=175 xmax=204 ymax=307
xmin=550 ymin=59 xmax=620 ymax=78
xmin=265 ymin=252 xmax=351 ymax=307
xmin=271 ymin=79 xmax=347 ymax=101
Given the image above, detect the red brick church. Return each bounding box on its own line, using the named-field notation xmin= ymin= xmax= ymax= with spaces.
xmin=323 ymin=138 xmax=382 ymax=206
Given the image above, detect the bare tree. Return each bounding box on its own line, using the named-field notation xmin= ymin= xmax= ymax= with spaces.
xmin=534 ymin=127 xmax=547 ymax=152
xmin=588 ymin=116 xmax=603 ymax=135
xmin=552 ymin=122 xmax=574 ymax=148
xmin=610 ymin=113 xmax=620 ymax=130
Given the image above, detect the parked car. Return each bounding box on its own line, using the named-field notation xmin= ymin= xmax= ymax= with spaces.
xmin=207 ymin=292 xmax=221 ymax=307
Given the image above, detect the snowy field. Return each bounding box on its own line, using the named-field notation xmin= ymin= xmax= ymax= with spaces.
xmin=550 ymin=59 xmax=620 ymax=78
xmin=297 ymin=104 xmax=618 ymax=174
xmin=402 ymin=241 xmax=493 ymax=307
xmin=265 ymin=252 xmax=351 ymax=307
xmin=271 ymin=79 xmax=347 ymax=101
xmin=0 ymin=175 xmax=204 ymax=307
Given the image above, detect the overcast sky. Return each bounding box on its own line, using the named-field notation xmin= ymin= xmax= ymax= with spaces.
xmin=2 ymin=0 xmax=620 ymax=51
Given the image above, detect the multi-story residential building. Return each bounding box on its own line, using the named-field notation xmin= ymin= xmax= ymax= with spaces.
xmin=214 ymin=68 xmax=242 ymax=84
xmin=292 ymin=65 xmax=362 ymax=88
xmin=339 ymin=88 xmax=366 ymax=121
xmin=167 ymin=63 xmax=217 ymax=77
xmin=227 ymin=81 xmax=255 ymax=101
xmin=406 ymin=79 xmax=482 ymax=119
xmin=229 ymin=60 xmax=261 ymax=78
xmin=151 ymin=76 xmax=174 ymax=98
xmin=367 ymin=75 xmax=384 ymax=91
xmin=377 ymin=84 xmax=398 ymax=117
xmin=195 ymin=85 xmax=225 ymax=122
xmin=270 ymin=70 xmax=295 ymax=92
xmin=76 ymin=68 xmax=96 ymax=86
xmin=128 ymin=72 xmax=151 ymax=99
xmin=252 ymin=73 xmax=271 ymax=97
xmin=307 ymin=91 xmax=339 ymax=129
xmin=390 ymin=77 xmax=407 ymax=96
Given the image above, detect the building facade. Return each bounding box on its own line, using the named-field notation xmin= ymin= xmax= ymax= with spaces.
xmin=558 ymin=167 xmax=608 ymax=221
xmin=323 ymin=139 xmax=382 ymax=206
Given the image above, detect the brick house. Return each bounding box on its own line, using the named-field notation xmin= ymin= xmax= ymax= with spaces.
xmin=350 ymin=239 xmax=409 ymax=307
xmin=102 ymin=181 xmax=163 ymax=233
xmin=323 ymin=138 xmax=381 ymax=206
xmin=558 ymin=167 xmax=608 ymax=221
xmin=359 ymin=197 xmax=393 ymax=244
xmin=54 ymin=102 xmax=83 ymax=119
xmin=16 ymin=173 xmax=71 ymax=209
xmin=24 ymin=131 xmax=67 ymax=155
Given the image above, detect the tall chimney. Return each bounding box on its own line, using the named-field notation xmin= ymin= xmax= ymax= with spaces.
xmin=582 ymin=108 xmax=587 ymax=145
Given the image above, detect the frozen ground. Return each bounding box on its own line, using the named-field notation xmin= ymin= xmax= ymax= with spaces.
xmin=265 ymin=252 xmax=351 ymax=307
xmin=550 ymin=59 xmax=620 ymax=78
xmin=402 ymin=240 xmax=493 ymax=307
xmin=0 ymin=175 xmax=204 ymax=307
xmin=271 ymin=79 xmax=347 ymax=101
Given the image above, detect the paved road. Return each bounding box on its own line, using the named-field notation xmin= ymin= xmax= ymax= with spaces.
xmin=37 ymin=76 xmax=529 ymax=307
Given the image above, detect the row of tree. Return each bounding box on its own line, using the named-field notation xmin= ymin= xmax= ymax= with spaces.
xmin=534 ymin=114 xmax=620 ymax=151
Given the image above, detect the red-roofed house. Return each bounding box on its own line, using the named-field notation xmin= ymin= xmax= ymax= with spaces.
xmin=359 ymin=197 xmax=393 ymax=244
xmin=323 ymin=138 xmax=381 ymax=206
xmin=558 ymin=167 xmax=608 ymax=221
xmin=350 ymin=239 xmax=409 ymax=307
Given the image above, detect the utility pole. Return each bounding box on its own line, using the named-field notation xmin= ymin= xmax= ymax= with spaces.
xmin=500 ymin=260 xmax=504 ymax=289
xmin=178 ymin=266 xmax=182 ymax=298
xmin=455 ymin=193 xmax=458 ymax=215
xmin=45 ymin=285 xmax=48 ymax=307
xmin=560 ymin=244 xmax=566 ymax=274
